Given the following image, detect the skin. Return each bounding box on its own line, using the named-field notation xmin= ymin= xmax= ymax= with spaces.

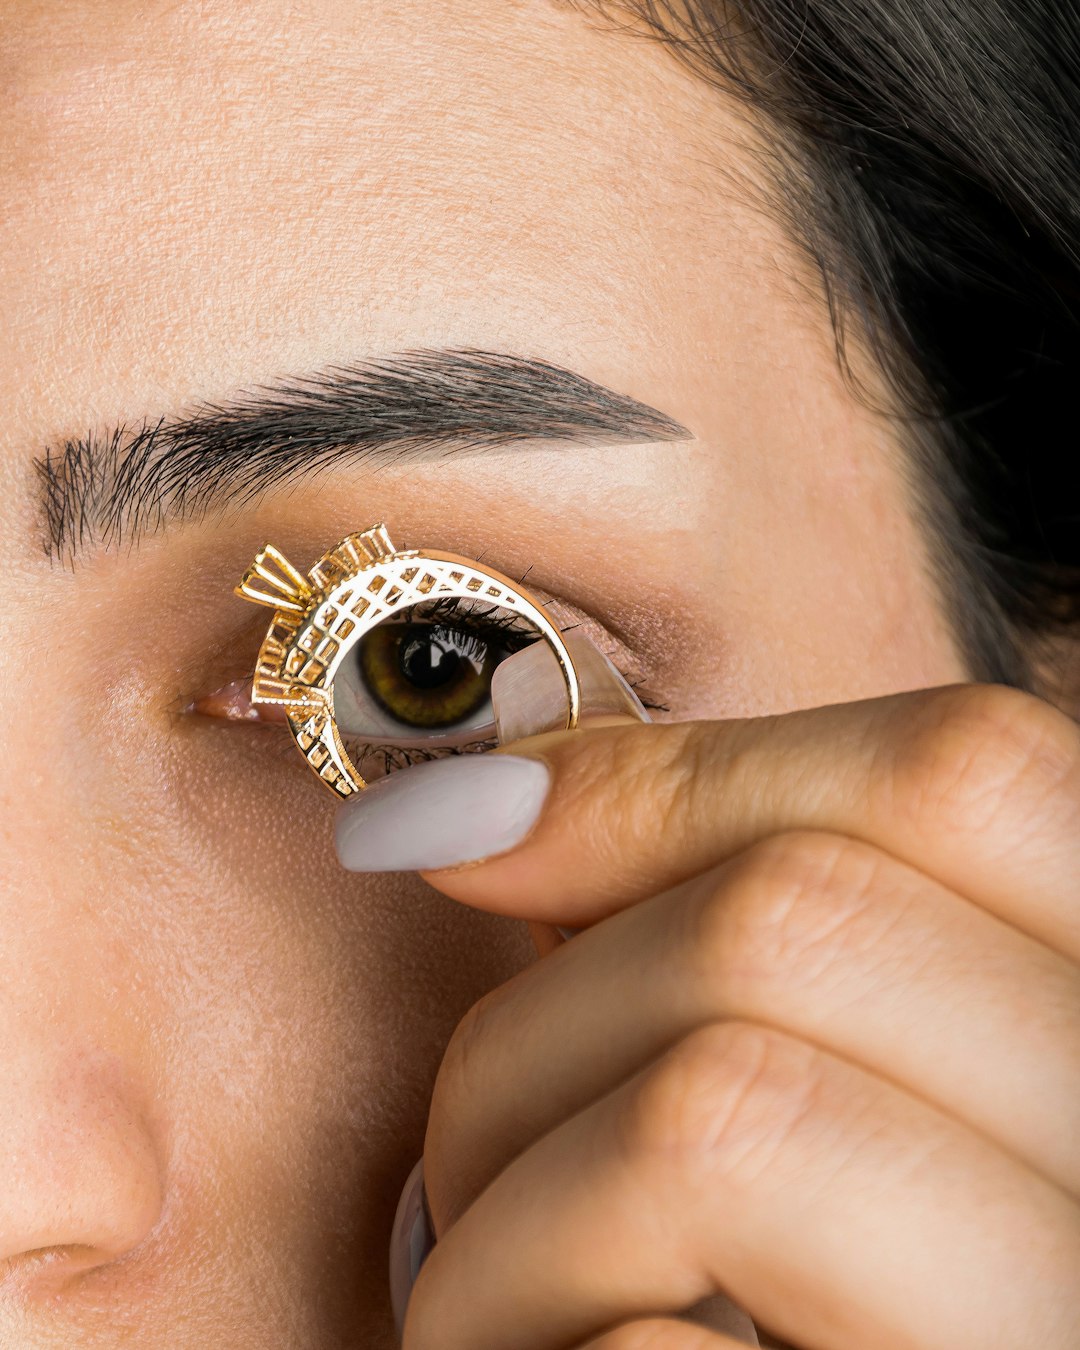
xmin=1 ymin=1 xmax=1075 ymax=1346
xmin=413 ymin=695 xmax=1080 ymax=1348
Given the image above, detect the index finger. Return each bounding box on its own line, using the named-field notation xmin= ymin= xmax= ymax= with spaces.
xmin=408 ymin=682 xmax=1080 ymax=956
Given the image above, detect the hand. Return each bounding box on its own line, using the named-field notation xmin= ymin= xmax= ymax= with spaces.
xmin=374 ymin=684 xmax=1080 ymax=1348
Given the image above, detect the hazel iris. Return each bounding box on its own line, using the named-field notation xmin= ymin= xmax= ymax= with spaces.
xmin=356 ymin=623 xmax=499 ymax=728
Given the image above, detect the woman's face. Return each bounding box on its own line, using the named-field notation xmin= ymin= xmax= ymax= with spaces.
xmin=1 ymin=2 xmax=971 ymax=1345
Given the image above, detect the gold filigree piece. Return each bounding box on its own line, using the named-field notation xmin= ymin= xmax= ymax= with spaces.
xmin=235 ymin=544 xmax=314 ymax=613
xmin=234 ymin=523 xmax=582 ymax=797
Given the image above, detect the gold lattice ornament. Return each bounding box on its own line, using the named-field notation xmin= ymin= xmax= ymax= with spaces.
xmin=234 ymin=523 xmax=582 ymax=796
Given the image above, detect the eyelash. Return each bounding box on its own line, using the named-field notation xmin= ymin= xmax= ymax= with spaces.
xmin=392 ymin=593 xmax=541 ymax=654
xmin=394 ymin=594 xmax=667 ymax=712
xmin=346 ymin=736 xmax=500 ymax=776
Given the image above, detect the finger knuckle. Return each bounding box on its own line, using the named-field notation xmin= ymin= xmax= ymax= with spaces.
xmin=686 ymin=830 xmax=893 ymax=996
xmin=618 ymin=1022 xmax=825 ymax=1194
xmin=630 ymin=722 xmax=724 ymax=858
xmin=566 ymin=723 xmax=705 ymax=895
xmin=578 ymin=719 xmax=762 ymax=898
xmin=891 ymin=683 xmax=1080 ymax=837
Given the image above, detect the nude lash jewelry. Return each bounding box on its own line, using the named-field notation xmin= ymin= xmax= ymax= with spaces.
xmin=234 ymin=523 xmax=583 ymax=796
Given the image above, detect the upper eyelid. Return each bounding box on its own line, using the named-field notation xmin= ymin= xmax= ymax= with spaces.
xmin=524 ymin=588 xmax=650 ymax=692
xmin=181 ymin=550 xmax=661 ymax=714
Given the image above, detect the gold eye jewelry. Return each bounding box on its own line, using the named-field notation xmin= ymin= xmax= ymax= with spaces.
xmin=234 ymin=524 xmax=582 ymax=797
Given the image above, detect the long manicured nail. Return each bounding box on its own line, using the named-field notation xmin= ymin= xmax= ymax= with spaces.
xmin=335 ymin=754 xmax=550 ymax=872
xmin=388 ymin=1157 xmax=435 ymax=1343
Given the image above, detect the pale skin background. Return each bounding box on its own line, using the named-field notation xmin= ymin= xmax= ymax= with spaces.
xmin=3 ymin=1 xmax=1068 ymax=1346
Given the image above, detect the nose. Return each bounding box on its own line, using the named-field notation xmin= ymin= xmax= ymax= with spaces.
xmin=0 ymin=680 xmax=166 ymax=1296
xmin=0 ymin=1030 xmax=164 ymax=1290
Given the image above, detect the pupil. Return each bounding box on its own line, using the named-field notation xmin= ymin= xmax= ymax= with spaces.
xmin=398 ymin=630 xmax=464 ymax=690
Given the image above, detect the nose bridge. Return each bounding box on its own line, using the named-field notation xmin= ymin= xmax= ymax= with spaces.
xmin=0 ymin=743 xmax=166 ymax=1288
xmin=0 ymin=693 xmax=61 ymax=899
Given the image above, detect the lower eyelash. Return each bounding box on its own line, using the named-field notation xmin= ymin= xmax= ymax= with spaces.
xmin=344 ymin=736 xmax=499 ymax=777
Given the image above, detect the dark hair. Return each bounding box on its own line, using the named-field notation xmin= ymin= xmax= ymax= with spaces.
xmin=574 ymin=0 xmax=1080 ymax=696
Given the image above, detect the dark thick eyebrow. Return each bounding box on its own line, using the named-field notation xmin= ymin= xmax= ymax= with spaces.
xmin=34 ymin=347 xmax=691 ymax=563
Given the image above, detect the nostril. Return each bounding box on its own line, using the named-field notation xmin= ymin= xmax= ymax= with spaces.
xmin=3 ymin=1237 xmax=147 ymax=1294
xmin=0 ymin=1047 xmax=165 ymax=1295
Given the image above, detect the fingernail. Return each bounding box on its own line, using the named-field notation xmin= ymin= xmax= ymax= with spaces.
xmin=335 ymin=753 xmax=550 ymax=871
xmin=388 ymin=1157 xmax=436 ymax=1344
xmin=491 ymin=632 xmax=651 ymax=746
xmin=682 ymin=1292 xmax=760 ymax=1345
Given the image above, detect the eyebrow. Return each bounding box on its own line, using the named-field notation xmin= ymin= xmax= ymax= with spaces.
xmin=34 ymin=347 xmax=692 ymax=563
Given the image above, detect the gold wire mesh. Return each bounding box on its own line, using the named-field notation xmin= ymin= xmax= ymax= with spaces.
xmin=235 ymin=524 xmax=582 ymax=796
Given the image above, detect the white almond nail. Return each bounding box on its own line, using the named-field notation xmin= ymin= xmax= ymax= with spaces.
xmin=334 ymin=754 xmax=550 ymax=872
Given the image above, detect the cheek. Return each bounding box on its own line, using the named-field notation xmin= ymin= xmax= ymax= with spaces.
xmin=135 ymin=716 xmax=537 ymax=1142
xmin=140 ymin=711 xmax=538 ymax=1089
xmin=63 ymin=705 xmax=539 ymax=1296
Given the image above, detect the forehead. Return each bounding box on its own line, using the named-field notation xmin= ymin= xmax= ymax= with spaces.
xmin=2 ymin=1 xmax=764 ymax=439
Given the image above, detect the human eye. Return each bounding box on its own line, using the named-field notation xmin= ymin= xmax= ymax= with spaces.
xmin=188 ymin=525 xmax=660 ymax=790
xmin=327 ymin=595 xmax=539 ymax=776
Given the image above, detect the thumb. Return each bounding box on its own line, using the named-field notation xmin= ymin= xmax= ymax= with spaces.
xmin=332 ymin=633 xmax=650 ymax=909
